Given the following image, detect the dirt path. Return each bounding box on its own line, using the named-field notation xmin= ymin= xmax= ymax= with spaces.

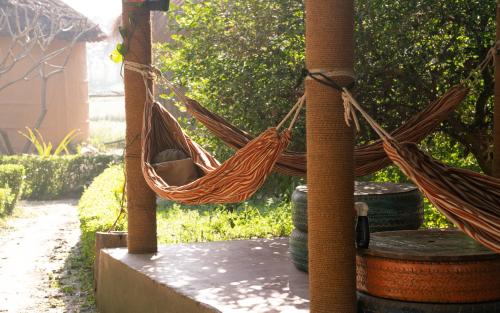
xmin=0 ymin=200 xmax=96 ymax=313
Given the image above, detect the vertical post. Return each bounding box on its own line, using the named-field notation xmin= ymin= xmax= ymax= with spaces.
xmin=494 ymin=1 xmax=500 ymax=178
xmin=123 ymin=4 xmax=157 ymax=253
xmin=305 ymin=0 xmax=356 ymax=312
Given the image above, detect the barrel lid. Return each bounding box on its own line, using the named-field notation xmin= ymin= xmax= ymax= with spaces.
xmin=355 ymin=181 xmax=417 ymax=195
xmin=357 ymin=230 xmax=499 ymax=261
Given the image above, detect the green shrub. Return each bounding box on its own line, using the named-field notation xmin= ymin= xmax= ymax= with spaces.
xmin=0 ymin=164 xmax=25 ymax=201
xmin=0 ymin=187 xmax=15 ymax=215
xmin=78 ymin=162 xmax=293 ymax=267
xmin=0 ymin=154 xmax=118 ymax=200
xmin=157 ymin=199 xmax=293 ymax=244
xmin=78 ymin=164 xmax=126 ymax=268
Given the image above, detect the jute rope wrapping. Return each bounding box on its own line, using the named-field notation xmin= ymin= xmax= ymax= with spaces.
xmin=494 ymin=2 xmax=500 ymax=178
xmin=305 ymin=0 xmax=357 ymax=312
xmin=122 ymin=6 xmax=157 ymax=254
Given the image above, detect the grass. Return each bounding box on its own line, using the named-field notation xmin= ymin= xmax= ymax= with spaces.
xmin=156 ymin=199 xmax=293 ymax=244
xmin=79 ymin=165 xmax=293 ymax=267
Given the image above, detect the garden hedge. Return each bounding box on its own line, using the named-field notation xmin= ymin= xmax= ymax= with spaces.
xmin=0 ymin=154 xmax=119 ymax=200
xmin=78 ymin=164 xmax=126 ymax=268
xmin=0 ymin=187 xmax=15 ymax=215
xmin=0 ymin=163 xmax=25 ymax=200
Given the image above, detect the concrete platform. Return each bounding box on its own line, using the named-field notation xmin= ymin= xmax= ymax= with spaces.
xmin=97 ymin=238 xmax=309 ymax=313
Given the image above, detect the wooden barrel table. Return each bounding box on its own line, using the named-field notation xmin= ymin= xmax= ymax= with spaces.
xmin=290 ymin=182 xmax=424 ymax=272
xmin=356 ymin=230 xmax=500 ymax=305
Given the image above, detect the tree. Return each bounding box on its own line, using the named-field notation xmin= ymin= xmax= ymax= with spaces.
xmin=158 ymin=0 xmax=496 ymax=174
xmin=0 ymin=1 xmax=98 ymax=154
xmin=355 ymin=0 xmax=495 ymax=173
xmin=158 ymin=0 xmax=305 ymax=159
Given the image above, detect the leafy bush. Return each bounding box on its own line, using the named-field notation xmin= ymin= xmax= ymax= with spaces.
xmin=77 ymin=163 xmax=293 ymax=268
xmin=0 ymin=164 xmax=25 ymax=201
xmin=158 ymin=0 xmax=495 ymax=197
xmin=0 ymin=187 xmax=15 ymax=216
xmin=157 ymin=199 xmax=292 ymax=244
xmin=0 ymin=154 xmax=118 ymax=200
xmin=78 ymin=164 xmax=126 ymax=268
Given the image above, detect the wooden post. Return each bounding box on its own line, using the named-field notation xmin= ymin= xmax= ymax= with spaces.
xmin=305 ymin=0 xmax=357 ymax=312
xmin=122 ymin=4 xmax=157 ymax=253
xmin=494 ymin=1 xmax=500 ymax=178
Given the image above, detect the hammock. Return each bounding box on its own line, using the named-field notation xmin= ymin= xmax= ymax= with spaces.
xmin=183 ymin=85 xmax=468 ymax=177
xmin=129 ymin=60 xmax=306 ymax=204
xmin=343 ymin=90 xmax=500 ymax=252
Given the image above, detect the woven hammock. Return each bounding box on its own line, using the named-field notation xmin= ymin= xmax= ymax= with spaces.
xmin=142 ymin=100 xmax=297 ymax=204
xmin=343 ymin=90 xmax=500 ymax=252
xmin=184 ymin=85 xmax=468 ymax=177
xmin=129 ymin=60 xmax=307 ymax=205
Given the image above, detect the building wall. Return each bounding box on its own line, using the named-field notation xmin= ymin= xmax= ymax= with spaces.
xmin=0 ymin=37 xmax=89 ymax=154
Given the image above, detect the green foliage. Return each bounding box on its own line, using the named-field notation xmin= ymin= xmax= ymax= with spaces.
xmin=0 ymin=154 xmax=118 ymax=200
xmin=110 ymin=43 xmax=126 ymax=64
xmin=77 ymin=163 xmax=293 ymax=268
xmin=0 ymin=187 xmax=15 ymax=216
xmin=354 ymin=0 xmax=496 ymax=173
xmin=78 ymin=164 xmax=126 ymax=268
xmin=19 ymin=128 xmax=80 ymax=157
xmin=158 ymin=0 xmax=494 ymax=227
xmin=158 ymin=0 xmax=305 ymax=156
xmin=157 ymin=199 xmax=293 ymax=244
xmin=0 ymin=164 xmax=25 ymax=202
xmin=157 ymin=0 xmax=305 ymax=197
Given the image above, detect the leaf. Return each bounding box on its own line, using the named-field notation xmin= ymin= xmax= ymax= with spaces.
xmin=54 ymin=129 xmax=81 ymax=156
xmin=116 ymin=43 xmax=127 ymax=56
xmin=109 ymin=49 xmax=123 ymax=64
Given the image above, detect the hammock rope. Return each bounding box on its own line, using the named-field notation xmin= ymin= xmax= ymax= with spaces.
xmin=147 ymin=64 xmax=469 ymax=177
xmin=124 ymin=61 xmax=305 ymax=204
xmin=171 ymin=42 xmax=499 ymax=178
xmin=341 ymin=88 xmax=500 ymax=252
xmin=183 ymin=84 xmax=468 ymax=177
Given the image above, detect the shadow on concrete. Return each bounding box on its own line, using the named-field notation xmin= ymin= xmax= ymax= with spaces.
xmin=112 ymin=238 xmax=309 ymax=312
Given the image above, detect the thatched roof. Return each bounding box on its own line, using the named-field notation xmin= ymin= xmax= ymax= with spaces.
xmin=0 ymin=0 xmax=105 ymax=42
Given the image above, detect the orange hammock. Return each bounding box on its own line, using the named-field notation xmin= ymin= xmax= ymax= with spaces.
xmin=183 ymin=85 xmax=468 ymax=177
xmin=128 ymin=61 xmax=306 ymax=204
xmin=343 ymin=90 xmax=500 ymax=252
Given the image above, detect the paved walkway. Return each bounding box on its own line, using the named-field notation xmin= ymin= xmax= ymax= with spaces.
xmin=0 ymin=200 xmax=95 ymax=313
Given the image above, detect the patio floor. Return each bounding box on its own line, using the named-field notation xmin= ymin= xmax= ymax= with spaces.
xmin=96 ymin=238 xmax=309 ymax=313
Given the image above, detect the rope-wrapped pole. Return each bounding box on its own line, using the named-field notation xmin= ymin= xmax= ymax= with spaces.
xmin=122 ymin=4 xmax=157 ymax=253
xmin=494 ymin=1 xmax=500 ymax=178
xmin=305 ymin=0 xmax=356 ymax=312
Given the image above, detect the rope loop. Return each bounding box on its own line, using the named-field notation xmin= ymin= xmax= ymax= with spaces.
xmin=306 ymin=69 xmax=356 ymax=91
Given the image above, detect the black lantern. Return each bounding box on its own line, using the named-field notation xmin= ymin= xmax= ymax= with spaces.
xmin=124 ymin=0 xmax=170 ymax=11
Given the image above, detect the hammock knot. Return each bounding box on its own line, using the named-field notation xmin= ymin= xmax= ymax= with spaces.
xmin=306 ymin=69 xmax=356 ymax=91
xmin=341 ymin=91 xmax=361 ymax=132
xmin=124 ymin=60 xmax=161 ymax=81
